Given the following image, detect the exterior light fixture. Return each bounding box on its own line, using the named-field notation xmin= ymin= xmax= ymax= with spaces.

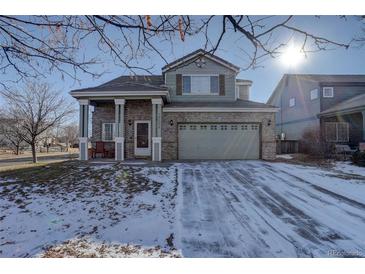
xmin=169 ymin=120 xmax=174 ymax=126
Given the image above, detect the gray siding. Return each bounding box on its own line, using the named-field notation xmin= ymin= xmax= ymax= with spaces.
xmin=237 ymin=85 xmax=250 ymax=100
xmin=280 ymin=118 xmax=320 ymax=140
xmin=165 ymin=57 xmax=236 ymax=102
xmin=320 ymin=85 xmax=365 ymax=111
xmin=270 ymin=76 xmax=321 ymax=140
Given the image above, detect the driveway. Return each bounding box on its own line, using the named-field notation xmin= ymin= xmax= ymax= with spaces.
xmin=178 ymin=161 xmax=365 ymax=257
xmin=0 ymin=160 xmax=364 ymax=257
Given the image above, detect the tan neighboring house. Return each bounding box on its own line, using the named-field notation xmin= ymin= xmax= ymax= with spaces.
xmin=70 ymin=49 xmax=278 ymax=161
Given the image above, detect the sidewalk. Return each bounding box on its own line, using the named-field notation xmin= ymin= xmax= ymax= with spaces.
xmin=0 ymin=152 xmax=78 ymax=170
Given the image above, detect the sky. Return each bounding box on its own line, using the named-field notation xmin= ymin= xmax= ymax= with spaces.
xmin=1 ymin=16 xmax=365 ymax=105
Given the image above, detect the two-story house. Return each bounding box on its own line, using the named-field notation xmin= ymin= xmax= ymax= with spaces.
xmin=267 ymin=74 xmax=365 ymax=148
xmin=70 ymin=49 xmax=278 ymax=161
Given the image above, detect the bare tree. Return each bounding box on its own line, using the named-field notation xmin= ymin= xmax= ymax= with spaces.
xmin=0 ymin=16 xmax=352 ymax=88
xmin=0 ymin=117 xmax=26 ymax=155
xmin=60 ymin=123 xmax=78 ymax=151
xmin=1 ymin=81 xmax=75 ymax=163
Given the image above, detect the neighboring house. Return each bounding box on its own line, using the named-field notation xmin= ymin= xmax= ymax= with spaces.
xmin=267 ymin=74 xmax=365 ymax=148
xmin=70 ymin=49 xmax=278 ymax=161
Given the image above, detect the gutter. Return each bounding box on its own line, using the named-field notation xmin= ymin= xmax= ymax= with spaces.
xmin=69 ymin=90 xmax=171 ymax=103
xmin=162 ymin=107 xmax=279 ymax=113
xmin=318 ymin=106 xmax=365 ymax=118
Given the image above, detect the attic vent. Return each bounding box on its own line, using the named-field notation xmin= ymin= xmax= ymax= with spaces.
xmin=195 ymin=57 xmax=206 ymax=68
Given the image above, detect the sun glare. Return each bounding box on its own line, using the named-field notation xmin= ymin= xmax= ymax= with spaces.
xmin=280 ymin=44 xmax=305 ymax=68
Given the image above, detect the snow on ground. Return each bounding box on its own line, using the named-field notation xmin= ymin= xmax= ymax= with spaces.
xmin=176 ymin=161 xmax=365 ymax=257
xmin=271 ymin=162 xmax=365 ymax=205
xmin=0 ymin=160 xmax=364 ymax=258
xmin=334 ymin=161 xmax=365 ymax=177
xmin=0 ymin=162 xmax=178 ymax=257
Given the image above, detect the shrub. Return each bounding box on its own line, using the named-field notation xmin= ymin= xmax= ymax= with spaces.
xmin=352 ymin=151 xmax=365 ymax=166
xmin=299 ymin=128 xmax=326 ymax=157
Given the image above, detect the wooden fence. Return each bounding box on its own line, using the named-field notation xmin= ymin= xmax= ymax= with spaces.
xmin=276 ymin=140 xmax=299 ymax=154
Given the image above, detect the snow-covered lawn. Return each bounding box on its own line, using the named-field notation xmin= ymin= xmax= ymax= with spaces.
xmin=0 ymin=160 xmax=364 ymax=258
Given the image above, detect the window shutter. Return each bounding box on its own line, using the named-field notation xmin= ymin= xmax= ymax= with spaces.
xmin=176 ymin=74 xmax=182 ymax=95
xmin=219 ymin=74 xmax=225 ymax=96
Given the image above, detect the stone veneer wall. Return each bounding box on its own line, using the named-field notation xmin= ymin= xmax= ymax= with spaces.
xmin=91 ymin=100 xmax=152 ymax=159
xmin=91 ymin=102 xmax=276 ymax=160
xmin=161 ymin=112 xmax=276 ymax=160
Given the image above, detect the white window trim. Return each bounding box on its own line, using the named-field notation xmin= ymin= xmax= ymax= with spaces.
xmin=289 ymin=97 xmax=296 ymax=108
xmin=325 ymin=122 xmax=349 ymax=142
xmin=102 ymin=122 xmax=115 ymax=142
xmin=310 ymin=88 xmax=318 ymax=100
xmin=182 ymin=74 xmax=220 ymax=95
xmin=323 ymin=87 xmax=334 ymax=98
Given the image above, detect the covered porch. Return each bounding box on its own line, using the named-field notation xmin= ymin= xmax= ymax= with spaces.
xmin=318 ymin=94 xmax=365 ymax=149
xmin=77 ymin=97 xmax=163 ymax=161
xmin=70 ymin=74 xmax=170 ymax=162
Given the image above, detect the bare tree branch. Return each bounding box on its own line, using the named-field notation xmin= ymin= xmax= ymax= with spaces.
xmin=0 ymin=15 xmax=352 ymax=88
xmin=0 ymin=81 xmax=76 ymax=162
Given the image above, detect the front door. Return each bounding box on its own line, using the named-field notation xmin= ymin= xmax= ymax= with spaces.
xmin=134 ymin=120 xmax=151 ymax=156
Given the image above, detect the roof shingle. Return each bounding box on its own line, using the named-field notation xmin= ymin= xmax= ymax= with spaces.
xmin=71 ymin=75 xmax=167 ymax=92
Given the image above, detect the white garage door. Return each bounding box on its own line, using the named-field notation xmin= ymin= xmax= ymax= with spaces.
xmin=178 ymin=123 xmax=260 ymax=160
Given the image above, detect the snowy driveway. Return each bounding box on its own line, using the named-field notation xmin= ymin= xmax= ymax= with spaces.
xmin=0 ymin=160 xmax=365 ymax=257
xmin=177 ymin=161 xmax=365 ymax=257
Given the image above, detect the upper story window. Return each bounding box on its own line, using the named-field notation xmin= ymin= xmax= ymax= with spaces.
xmin=310 ymin=88 xmax=318 ymax=100
xmin=182 ymin=75 xmax=219 ymax=95
xmin=323 ymin=87 xmax=334 ymax=98
xmin=289 ymin=97 xmax=296 ymax=107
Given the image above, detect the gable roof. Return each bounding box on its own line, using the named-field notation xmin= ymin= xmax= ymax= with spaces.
xmin=283 ymin=74 xmax=365 ymax=83
xmin=267 ymin=74 xmax=365 ymax=104
xmin=318 ymin=93 xmax=365 ymax=117
xmin=162 ymin=49 xmax=240 ymax=73
xmin=70 ymin=75 xmax=167 ymax=93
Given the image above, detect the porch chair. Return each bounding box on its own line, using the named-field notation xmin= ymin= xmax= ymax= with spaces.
xmin=93 ymin=141 xmax=107 ymax=158
xmin=334 ymin=144 xmax=357 ymax=160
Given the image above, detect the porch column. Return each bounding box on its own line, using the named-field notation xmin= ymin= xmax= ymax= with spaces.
xmin=114 ymin=99 xmax=125 ymax=161
xmin=78 ymin=99 xmax=89 ymax=160
xmin=152 ymin=98 xmax=162 ymax=161
xmin=362 ymin=111 xmax=365 ymax=141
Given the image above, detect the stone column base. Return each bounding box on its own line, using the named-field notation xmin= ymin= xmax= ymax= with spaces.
xmin=152 ymin=137 xmax=162 ymax=161
xmin=79 ymin=137 xmax=88 ymax=160
xmin=115 ymin=137 xmax=125 ymax=161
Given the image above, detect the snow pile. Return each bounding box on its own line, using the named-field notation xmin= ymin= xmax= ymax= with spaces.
xmin=276 ymin=154 xmax=294 ymax=160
